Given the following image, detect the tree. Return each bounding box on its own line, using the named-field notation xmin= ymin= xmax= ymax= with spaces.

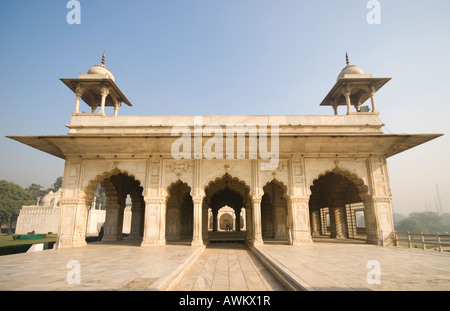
xmin=48 ymin=177 xmax=63 ymax=192
xmin=93 ymin=183 xmax=106 ymax=209
xmin=409 ymin=212 xmax=450 ymax=234
xmin=0 ymin=180 xmax=34 ymax=228
xmin=26 ymin=183 xmax=48 ymax=202
xmin=393 ymin=213 xmax=406 ymax=223
xmin=441 ymin=213 xmax=450 ymax=227
xmin=395 ymin=212 xmax=450 ymax=234
xmin=395 ymin=217 xmax=426 ymax=234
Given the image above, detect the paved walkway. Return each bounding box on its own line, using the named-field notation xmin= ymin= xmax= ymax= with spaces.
xmin=252 ymin=239 xmax=450 ymax=291
xmin=173 ymin=242 xmax=285 ymax=291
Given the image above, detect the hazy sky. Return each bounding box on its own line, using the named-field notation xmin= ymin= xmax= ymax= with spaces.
xmin=0 ymin=1 xmax=449 ymax=215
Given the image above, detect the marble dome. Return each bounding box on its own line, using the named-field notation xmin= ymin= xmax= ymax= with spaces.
xmin=86 ymin=52 xmax=115 ymax=82
xmin=337 ymin=53 xmax=364 ymax=80
xmin=337 ymin=65 xmax=364 ymax=80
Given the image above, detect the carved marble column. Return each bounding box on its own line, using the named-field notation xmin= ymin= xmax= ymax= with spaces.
xmin=274 ymin=204 xmax=287 ymax=238
xmin=113 ymin=98 xmax=121 ymax=116
xmin=57 ymin=198 xmax=89 ymax=248
xmin=252 ymin=195 xmax=264 ymax=246
xmin=320 ymin=208 xmax=328 ymax=235
xmin=344 ymin=86 xmax=352 ymax=115
xmin=362 ymin=195 xmax=394 ymax=246
xmin=235 ymin=207 xmax=241 ymax=232
xmin=73 ymin=84 xmax=84 ymax=114
xmin=310 ymin=208 xmax=321 ymax=236
xmin=212 ymin=209 xmax=218 ymax=232
xmin=102 ymin=193 xmax=121 ymax=241
xmin=158 ymin=196 xmax=167 ymax=245
xmin=370 ymin=85 xmax=378 ymax=113
xmin=329 ymin=207 xmax=337 ymax=238
xmin=333 ymin=205 xmax=348 ymax=239
xmin=129 ymin=205 xmax=142 ymax=238
xmin=287 ymin=196 xmax=313 ymax=245
xmin=99 ymin=85 xmax=109 ymax=116
xmin=115 ymin=195 xmax=126 ymax=240
xmin=202 ymin=203 xmax=209 ymax=242
xmin=191 ymin=159 xmax=204 ymax=247
xmin=141 ymin=197 xmax=166 ymax=247
xmin=367 ymin=156 xmax=394 ymax=245
xmin=245 ymin=203 xmax=253 ymax=242
xmin=191 ymin=195 xmax=204 ymax=246
xmin=55 ymin=156 xmax=89 ymax=249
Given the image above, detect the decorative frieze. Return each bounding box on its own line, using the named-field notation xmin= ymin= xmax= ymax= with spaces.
xmin=291 ymin=155 xmax=306 ymax=197
xmin=370 ymin=156 xmax=389 ymax=197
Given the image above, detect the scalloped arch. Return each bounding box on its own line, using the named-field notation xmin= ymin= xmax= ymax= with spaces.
xmin=83 ymin=168 xmax=143 ymax=202
xmin=201 ymin=170 xmax=253 ymax=195
xmin=163 ymin=177 xmax=193 ymax=199
xmin=204 ymin=173 xmax=251 ymax=203
xmin=262 ymin=178 xmax=289 ymax=199
xmin=309 ymin=167 xmax=369 ymax=197
xmin=167 ymin=179 xmax=192 ymax=195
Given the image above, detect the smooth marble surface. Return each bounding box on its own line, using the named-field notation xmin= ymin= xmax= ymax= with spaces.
xmin=255 ymin=238 xmax=450 ymax=291
xmin=173 ymin=243 xmax=285 ymax=291
xmin=0 ymin=239 xmax=202 ymax=291
xmin=1 ymin=238 xmax=448 ymax=291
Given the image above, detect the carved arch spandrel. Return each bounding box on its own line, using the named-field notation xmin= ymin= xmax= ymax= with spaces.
xmin=262 ymin=178 xmax=289 ymax=200
xmin=166 ymin=179 xmax=192 ymax=202
xmin=307 ymin=166 xmax=370 ymax=198
xmin=203 ymin=173 xmax=252 ymax=205
xmin=200 ymin=161 xmax=253 ymax=195
xmin=162 ymin=159 xmax=194 ymax=199
xmin=260 ymin=159 xmax=289 ymax=194
xmin=82 ymin=168 xmax=144 ymax=204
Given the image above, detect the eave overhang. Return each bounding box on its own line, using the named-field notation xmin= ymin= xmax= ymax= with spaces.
xmin=6 ymin=133 xmax=443 ymax=160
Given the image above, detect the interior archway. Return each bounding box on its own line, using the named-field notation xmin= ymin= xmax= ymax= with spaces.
xmin=204 ymin=173 xmax=251 ymax=242
xmin=218 ymin=206 xmax=235 ymax=231
xmin=309 ymin=172 xmax=368 ymax=243
xmin=84 ymin=171 xmax=144 ymax=245
xmin=262 ymin=180 xmax=289 ymax=242
xmin=165 ymin=180 xmax=193 ymax=243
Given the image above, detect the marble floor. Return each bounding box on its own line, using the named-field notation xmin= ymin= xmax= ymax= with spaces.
xmin=1 ymin=237 xmax=449 ymax=291
xmin=172 ymin=242 xmax=285 ymax=291
xmin=255 ymin=240 xmax=450 ymax=291
xmin=0 ymin=239 xmax=203 ymax=291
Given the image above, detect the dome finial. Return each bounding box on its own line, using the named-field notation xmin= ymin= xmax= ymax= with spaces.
xmin=86 ymin=51 xmax=115 ymax=82
xmin=337 ymin=52 xmax=364 ymax=80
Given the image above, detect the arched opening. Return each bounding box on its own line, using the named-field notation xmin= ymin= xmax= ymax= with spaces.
xmin=204 ymin=173 xmax=251 ymax=242
xmin=218 ymin=206 xmax=235 ymax=231
xmin=165 ymin=180 xmax=193 ymax=243
xmin=84 ymin=171 xmax=144 ymax=245
xmin=262 ymin=180 xmax=289 ymax=243
xmin=309 ymin=171 xmax=367 ymax=242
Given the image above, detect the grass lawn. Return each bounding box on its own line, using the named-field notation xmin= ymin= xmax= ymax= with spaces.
xmin=0 ymin=234 xmax=57 ymax=247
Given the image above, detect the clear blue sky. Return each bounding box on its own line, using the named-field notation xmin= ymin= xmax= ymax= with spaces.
xmin=0 ymin=1 xmax=449 ymax=215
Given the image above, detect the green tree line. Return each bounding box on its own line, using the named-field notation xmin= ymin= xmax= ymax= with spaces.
xmin=0 ymin=178 xmax=106 ymax=231
xmin=394 ymin=212 xmax=450 ymax=234
xmin=0 ymin=178 xmax=63 ymax=230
